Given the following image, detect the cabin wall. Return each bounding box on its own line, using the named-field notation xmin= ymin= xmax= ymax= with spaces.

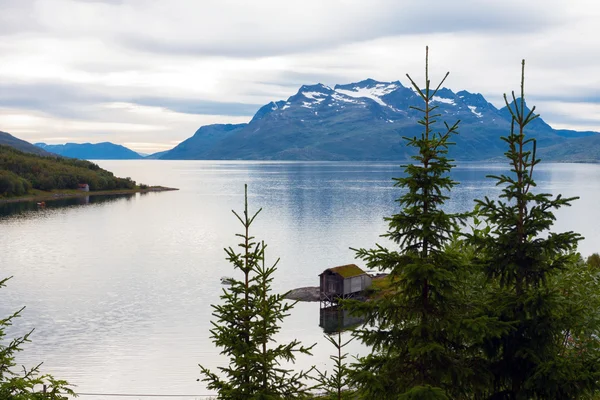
xmin=321 ymin=272 xmax=343 ymax=295
xmin=363 ymin=275 xmax=372 ymax=289
xmin=342 ymin=274 xmax=373 ymax=295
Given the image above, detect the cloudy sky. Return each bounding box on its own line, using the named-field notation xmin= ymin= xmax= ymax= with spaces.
xmin=0 ymin=0 xmax=599 ymax=153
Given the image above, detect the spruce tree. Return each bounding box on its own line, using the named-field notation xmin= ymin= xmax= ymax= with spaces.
xmin=199 ymin=185 xmax=314 ymax=399
xmin=313 ymin=315 xmax=355 ymax=400
xmin=587 ymin=253 xmax=600 ymax=271
xmin=347 ymin=47 xmax=478 ymax=399
xmin=470 ymin=61 xmax=600 ymax=399
xmin=0 ymin=277 xmax=74 ymax=399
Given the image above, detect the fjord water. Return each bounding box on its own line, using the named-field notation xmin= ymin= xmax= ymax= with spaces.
xmin=1 ymin=161 xmax=599 ymax=398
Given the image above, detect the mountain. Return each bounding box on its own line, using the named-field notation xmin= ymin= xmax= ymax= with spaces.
xmin=160 ymin=79 xmax=600 ymax=161
xmin=35 ymin=142 xmax=143 ymax=160
xmin=145 ymin=150 xmax=170 ymax=159
xmin=160 ymin=124 xmax=245 ymax=160
xmin=538 ymin=134 xmax=600 ymax=163
xmin=0 ymin=131 xmax=55 ymax=157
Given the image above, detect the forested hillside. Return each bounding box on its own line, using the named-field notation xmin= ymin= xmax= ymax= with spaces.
xmin=0 ymin=145 xmax=135 ymax=197
xmin=0 ymin=130 xmax=54 ymax=156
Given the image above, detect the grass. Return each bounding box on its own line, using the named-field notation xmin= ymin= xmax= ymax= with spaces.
xmin=367 ymin=274 xmax=395 ymax=299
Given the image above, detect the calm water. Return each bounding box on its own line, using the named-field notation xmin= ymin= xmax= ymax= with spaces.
xmin=1 ymin=161 xmax=599 ymax=399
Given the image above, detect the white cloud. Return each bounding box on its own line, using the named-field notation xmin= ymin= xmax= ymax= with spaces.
xmin=0 ymin=104 xmax=250 ymax=153
xmin=0 ymin=0 xmax=599 ymax=152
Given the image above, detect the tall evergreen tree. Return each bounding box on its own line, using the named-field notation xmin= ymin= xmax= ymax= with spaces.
xmin=586 ymin=253 xmax=600 ymax=271
xmin=347 ymin=47 xmax=480 ymax=399
xmin=199 ymin=185 xmax=314 ymax=399
xmin=0 ymin=277 xmax=75 ymax=399
xmin=313 ymin=315 xmax=355 ymax=400
xmin=470 ymin=60 xmax=600 ymax=399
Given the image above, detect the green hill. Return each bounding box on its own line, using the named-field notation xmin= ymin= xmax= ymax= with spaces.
xmin=0 ymin=145 xmax=136 ymax=197
xmin=0 ymin=131 xmax=54 ymax=157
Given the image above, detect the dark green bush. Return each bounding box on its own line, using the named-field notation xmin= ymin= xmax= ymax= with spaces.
xmin=0 ymin=170 xmax=32 ymax=196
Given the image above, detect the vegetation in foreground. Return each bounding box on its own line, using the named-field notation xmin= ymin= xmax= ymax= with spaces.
xmin=346 ymin=47 xmax=484 ymax=399
xmin=0 ymin=145 xmax=137 ymax=197
xmin=202 ymin=50 xmax=600 ymax=400
xmin=199 ymin=185 xmax=315 ymax=398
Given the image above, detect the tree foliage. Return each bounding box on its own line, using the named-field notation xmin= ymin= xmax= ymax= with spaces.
xmin=587 ymin=253 xmax=600 ymax=271
xmin=0 ymin=277 xmax=75 ymax=399
xmin=313 ymin=319 xmax=355 ymax=400
xmin=468 ymin=60 xmax=600 ymax=399
xmin=0 ymin=170 xmax=32 ymax=197
xmin=199 ymin=185 xmax=314 ymax=399
xmin=346 ymin=47 xmax=488 ymax=399
xmin=0 ymin=145 xmax=135 ymax=196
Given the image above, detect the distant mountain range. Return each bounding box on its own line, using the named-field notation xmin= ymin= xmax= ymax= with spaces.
xmin=35 ymin=142 xmax=144 ymax=160
xmin=157 ymin=79 xmax=599 ymax=161
xmin=3 ymin=78 xmax=600 ymax=162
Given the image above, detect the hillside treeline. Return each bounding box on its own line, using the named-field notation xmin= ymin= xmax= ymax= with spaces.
xmin=0 ymin=145 xmax=135 ymax=197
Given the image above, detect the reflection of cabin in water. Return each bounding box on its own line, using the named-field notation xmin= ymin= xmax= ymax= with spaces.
xmin=319 ymin=264 xmax=372 ymax=308
xmin=319 ymin=305 xmax=366 ymax=333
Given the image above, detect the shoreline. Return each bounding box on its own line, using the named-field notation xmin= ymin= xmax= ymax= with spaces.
xmin=0 ymin=186 xmax=179 ymax=204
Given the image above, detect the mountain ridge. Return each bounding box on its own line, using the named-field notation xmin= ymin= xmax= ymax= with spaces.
xmin=4 ymin=78 xmax=599 ymax=162
xmin=35 ymin=142 xmax=143 ymax=160
xmin=160 ymin=78 xmax=599 ymax=161
xmin=0 ymin=131 xmax=55 ymax=157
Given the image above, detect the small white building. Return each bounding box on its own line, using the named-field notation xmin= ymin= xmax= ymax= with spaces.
xmin=77 ymin=183 xmax=90 ymax=192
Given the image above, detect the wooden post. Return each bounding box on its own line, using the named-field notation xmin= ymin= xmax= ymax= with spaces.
xmin=43 ymin=384 xmax=47 ymax=393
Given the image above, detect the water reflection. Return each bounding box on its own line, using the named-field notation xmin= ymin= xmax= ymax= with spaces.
xmin=0 ymin=193 xmax=136 ymax=219
xmin=319 ymin=306 xmax=366 ymax=334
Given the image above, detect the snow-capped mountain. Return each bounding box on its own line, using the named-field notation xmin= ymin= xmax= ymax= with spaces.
xmin=161 ymin=79 xmax=598 ymax=161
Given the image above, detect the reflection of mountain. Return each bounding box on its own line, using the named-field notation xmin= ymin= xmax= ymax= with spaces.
xmin=319 ymin=306 xmax=365 ymax=334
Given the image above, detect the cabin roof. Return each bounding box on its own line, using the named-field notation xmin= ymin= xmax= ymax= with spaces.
xmin=321 ymin=264 xmax=366 ymax=279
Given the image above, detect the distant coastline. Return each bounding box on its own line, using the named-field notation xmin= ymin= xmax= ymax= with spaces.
xmin=0 ymin=186 xmax=178 ymax=204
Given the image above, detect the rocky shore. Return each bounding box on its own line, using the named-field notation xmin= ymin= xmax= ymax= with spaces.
xmin=284 ymin=286 xmax=320 ymax=302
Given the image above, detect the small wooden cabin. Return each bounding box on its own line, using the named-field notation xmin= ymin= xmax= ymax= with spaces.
xmin=319 ymin=264 xmax=372 ymax=302
xmin=77 ymin=183 xmax=90 ymax=192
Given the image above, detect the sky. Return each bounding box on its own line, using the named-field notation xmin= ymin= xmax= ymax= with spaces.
xmin=1 ymin=0 xmax=599 ymax=154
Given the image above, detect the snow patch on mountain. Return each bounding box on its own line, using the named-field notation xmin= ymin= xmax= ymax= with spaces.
xmin=302 ymin=91 xmax=328 ymax=102
xmin=331 ymin=93 xmax=362 ymax=104
xmin=334 ymin=83 xmax=398 ymax=106
xmin=432 ymin=96 xmax=456 ymax=105
xmin=468 ymin=105 xmax=483 ymax=118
